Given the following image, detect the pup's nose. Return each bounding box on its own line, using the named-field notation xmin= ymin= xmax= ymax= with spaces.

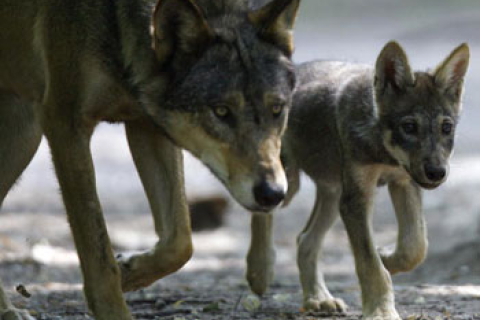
xmin=253 ymin=180 xmax=285 ymax=208
xmin=424 ymin=163 xmax=446 ymax=182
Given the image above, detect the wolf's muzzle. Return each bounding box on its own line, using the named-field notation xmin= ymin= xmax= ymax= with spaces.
xmin=253 ymin=180 xmax=285 ymax=208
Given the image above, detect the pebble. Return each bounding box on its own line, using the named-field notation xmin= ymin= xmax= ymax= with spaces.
xmin=241 ymin=294 xmax=261 ymax=312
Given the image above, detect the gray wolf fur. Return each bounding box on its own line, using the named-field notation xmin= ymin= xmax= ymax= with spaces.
xmin=0 ymin=0 xmax=301 ymax=319
xmin=246 ymin=42 xmax=470 ymax=319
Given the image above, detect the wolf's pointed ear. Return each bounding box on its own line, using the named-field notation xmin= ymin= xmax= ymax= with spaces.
xmin=249 ymin=0 xmax=301 ymax=57
xmin=375 ymin=41 xmax=414 ymax=97
xmin=152 ymin=0 xmax=213 ymax=65
xmin=434 ymin=43 xmax=470 ymax=103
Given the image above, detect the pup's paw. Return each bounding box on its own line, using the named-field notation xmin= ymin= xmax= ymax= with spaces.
xmin=303 ymin=297 xmax=348 ymax=313
xmin=1 ymin=308 xmax=35 ymax=320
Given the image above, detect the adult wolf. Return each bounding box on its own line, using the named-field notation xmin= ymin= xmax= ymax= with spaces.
xmin=0 ymin=0 xmax=300 ymax=319
xmin=247 ymin=42 xmax=469 ymax=319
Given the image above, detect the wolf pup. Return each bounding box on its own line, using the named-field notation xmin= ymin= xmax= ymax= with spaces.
xmin=0 ymin=0 xmax=301 ymax=319
xmin=246 ymin=42 xmax=469 ymax=319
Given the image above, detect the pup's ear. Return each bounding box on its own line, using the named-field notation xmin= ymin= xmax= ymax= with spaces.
xmin=249 ymin=0 xmax=301 ymax=57
xmin=152 ymin=0 xmax=213 ymax=65
xmin=375 ymin=41 xmax=414 ymax=97
xmin=434 ymin=43 xmax=470 ymax=103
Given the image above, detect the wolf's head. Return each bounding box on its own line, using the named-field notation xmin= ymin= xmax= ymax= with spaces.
xmin=375 ymin=41 xmax=470 ymax=189
xmin=144 ymin=0 xmax=300 ymax=212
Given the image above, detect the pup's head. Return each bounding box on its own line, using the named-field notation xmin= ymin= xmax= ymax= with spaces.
xmin=144 ymin=0 xmax=300 ymax=212
xmin=375 ymin=41 xmax=470 ymax=189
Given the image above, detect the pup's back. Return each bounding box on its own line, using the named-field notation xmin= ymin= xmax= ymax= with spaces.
xmin=283 ymin=61 xmax=373 ymax=193
xmin=283 ymin=43 xmax=470 ymax=319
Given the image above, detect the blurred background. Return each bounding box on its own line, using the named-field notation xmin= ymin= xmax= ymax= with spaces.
xmin=1 ymin=0 xmax=479 ymax=318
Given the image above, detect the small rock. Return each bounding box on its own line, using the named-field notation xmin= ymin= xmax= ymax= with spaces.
xmin=272 ymin=293 xmax=291 ymax=303
xmin=16 ymin=284 xmax=32 ymax=298
xmin=154 ymin=299 xmax=167 ymax=309
xmin=459 ymin=265 xmax=470 ymax=274
xmin=414 ymin=296 xmax=426 ymax=304
xmin=173 ymin=300 xmax=185 ymax=308
xmin=241 ymin=294 xmax=261 ymax=312
xmin=189 ymin=196 xmax=229 ymax=232
xmin=203 ymin=301 xmax=221 ymax=312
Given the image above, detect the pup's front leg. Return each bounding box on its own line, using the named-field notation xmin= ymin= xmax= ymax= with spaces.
xmin=119 ymin=120 xmax=192 ymax=292
xmin=340 ymin=164 xmax=400 ymax=320
xmin=46 ymin=123 xmax=131 ymax=320
xmin=379 ymin=181 xmax=427 ymax=274
xmin=246 ymin=213 xmax=276 ymax=296
xmin=297 ymin=186 xmax=347 ymax=313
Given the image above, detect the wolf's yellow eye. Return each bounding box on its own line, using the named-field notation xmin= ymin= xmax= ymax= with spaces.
xmin=214 ymin=106 xmax=229 ymax=118
xmin=272 ymin=105 xmax=283 ymax=116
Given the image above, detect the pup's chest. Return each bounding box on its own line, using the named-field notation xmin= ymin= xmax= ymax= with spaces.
xmin=376 ymin=165 xmax=410 ymax=187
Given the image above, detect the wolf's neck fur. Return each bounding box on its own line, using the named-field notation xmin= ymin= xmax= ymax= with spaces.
xmin=195 ymin=0 xmax=249 ymax=17
xmin=114 ymin=0 xmax=158 ymax=87
xmin=334 ymin=66 xmax=397 ymax=165
xmin=113 ymin=0 xmax=261 ymax=88
xmin=112 ymin=0 xmax=275 ymax=115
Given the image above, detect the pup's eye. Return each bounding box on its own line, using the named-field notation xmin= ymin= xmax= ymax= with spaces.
xmin=272 ymin=105 xmax=283 ymax=117
xmin=442 ymin=122 xmax=453 ymax=135
xmin=213 ymin=106 xmax=230 ymax=119
xmin=401 ymin=122 xmax=418 ymax=135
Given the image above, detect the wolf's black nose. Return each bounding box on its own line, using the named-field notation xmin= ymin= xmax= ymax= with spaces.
xmin=253 ymin=180 xmax=285 ymax=208
xmin=424 ymin=164 xmax=446 ymax=182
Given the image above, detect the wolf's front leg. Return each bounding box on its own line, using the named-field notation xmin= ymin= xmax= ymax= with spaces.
xmin=246 ymin=213 xmax=276 ymax=296
xmin=119 ymin=120 xmax=193 ymax=292
xmin=379 ymin=181 xmax=427 ymax=274
xmin=0 ymin=95 xmax=41 ymax=320
xmin=46 ymin=123 xmax=132 ymax=320
xmin=340 ymin=165 xmax=400 ymax=320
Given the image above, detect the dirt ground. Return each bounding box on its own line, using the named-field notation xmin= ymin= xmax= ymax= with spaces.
xmin=1 ymin=193 xmax=479 ymax=320
xmin=4 ymin=271 xmax=480 ymax=320
xmin=1 ymin=152 xmax=480 ymax=320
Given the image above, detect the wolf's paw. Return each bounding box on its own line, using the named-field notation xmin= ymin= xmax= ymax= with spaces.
xmin=377 ymin=244 xmax=400 ymax=274
xmin=246 ymin=250 xmax=275 ymax=296
xmin=303 ymin=297 xmax=348 ymax=313
xmin=377 ymin=244 xmax=396 ymax=266
xmin=117 ymin=251 xmax=159 ymax=292
xmin=1 ymin=308 xmax=35 ymax=320
xmin=377 ymin=244 xmax=395 ymax=257
xmin=117 ymin=241 xmax=192 ymax=292
xmin=379 ymin=247 xmax=424 ymax=275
